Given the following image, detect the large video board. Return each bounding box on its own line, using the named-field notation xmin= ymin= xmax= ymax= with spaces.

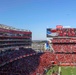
xmin=47 ymin=28 xmax=76 ymax=37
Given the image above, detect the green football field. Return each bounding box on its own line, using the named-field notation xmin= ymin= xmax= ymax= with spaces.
xmin=46 ymin=66 xmax=76 ymax=75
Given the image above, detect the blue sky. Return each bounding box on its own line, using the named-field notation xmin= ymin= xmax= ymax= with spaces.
xmin=0 ymin=0 xmax=76 ymax=40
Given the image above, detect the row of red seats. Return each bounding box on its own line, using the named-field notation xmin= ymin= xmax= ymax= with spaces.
xmin=56 ymin=54 xmax=76 ymax=63
xmin=51 ymin=38 xmax=76 ymax=43
xmin=52 ymin=44 xmax=76 ymax=52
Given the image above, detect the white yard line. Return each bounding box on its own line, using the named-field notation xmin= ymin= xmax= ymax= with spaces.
xmin=58 ymin=66 xmax=61 ymax=75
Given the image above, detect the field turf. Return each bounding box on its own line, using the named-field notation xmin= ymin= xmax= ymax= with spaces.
xmin=46 ymin=66 xmax=76 ymax=75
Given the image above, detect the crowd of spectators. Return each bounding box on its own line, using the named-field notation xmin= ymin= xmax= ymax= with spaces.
xmin=51 ymin=38 xmax=76 ymax=64
xmin=0 ymin=52 xmax=41 ymax=75
xmin=52 ymin=44 xmax=76 ymax=52
xmin=0 ymin=46 xmax=76 ymax=75
xmin=0 ymin=49 xmax=76 ymax=75
xmin=52 ymin=38 xmax=76 ymax=43
xmin=56 ymin=28 xmax=76 ymax=36
xmin=0 ymin=48 xmax=36 ymax=66
xmin=51 ymin=38 xmax=76 ymax=52
xmin=56 ymin=54 xmax=76 ymax=63
xmin=0 ymin=52 xmax=55 ymax=75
